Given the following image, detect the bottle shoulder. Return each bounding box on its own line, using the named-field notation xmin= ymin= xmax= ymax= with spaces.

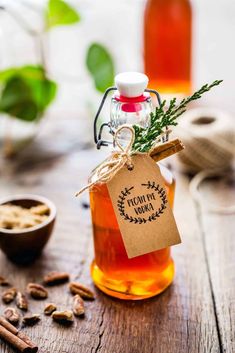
xmin=89 ymin=160 xmax=175 ymax=187
xmin=159 ymin=163 xmax=175 ymax=186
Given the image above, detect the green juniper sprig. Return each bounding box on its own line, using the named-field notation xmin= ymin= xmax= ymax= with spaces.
xmin=132 ymin=80 xmax=223 ymax=153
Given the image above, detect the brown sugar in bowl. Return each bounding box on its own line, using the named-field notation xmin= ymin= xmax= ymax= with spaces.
xmin=0 ymin=194 xmax=56 ymax=264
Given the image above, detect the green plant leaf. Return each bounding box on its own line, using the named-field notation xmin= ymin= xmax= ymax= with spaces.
xmin=0 ymin=65 xmax=57 ymax=121
xmin=0 ymin=68 xmax=18 ymax=82
xmin=0 ymin=76 xmax=38 ymax=121
xmin=0 ymin=65 xmax=46 ymax=82
xmin=19 ymin=66 xmax=57 ymax=110
xmin=86 ymin=43 xmax=114 ymax=93
xmin=46 ymin=0 xmax=80 ymax=29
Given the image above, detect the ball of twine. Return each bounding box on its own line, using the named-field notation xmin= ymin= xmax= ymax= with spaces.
xmin=174 ymin=108 xmax=235 ymax=174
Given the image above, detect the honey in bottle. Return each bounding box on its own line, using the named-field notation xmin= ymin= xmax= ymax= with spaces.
xmin=90 ymin=72 xmax=176 ymax=300
xmin=144 ymin=0 xmax=192 ymax=95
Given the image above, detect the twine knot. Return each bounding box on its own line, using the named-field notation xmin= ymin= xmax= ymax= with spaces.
xmin=76 ymin=125 xmax=136 ymax=196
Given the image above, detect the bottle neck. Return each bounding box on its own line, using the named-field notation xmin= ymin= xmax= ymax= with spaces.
xmin=110 ymin=95 xmax=153 ymax=148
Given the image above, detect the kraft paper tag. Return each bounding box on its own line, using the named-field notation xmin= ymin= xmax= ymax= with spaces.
xmin=107 ymin=154 xmax=181 ymax=258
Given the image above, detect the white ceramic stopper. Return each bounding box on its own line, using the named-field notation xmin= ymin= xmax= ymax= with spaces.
xmin=115 ymin=72 xmax=149 ymax=98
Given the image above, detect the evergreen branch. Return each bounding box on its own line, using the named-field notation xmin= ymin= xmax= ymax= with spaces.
xmin=132 ymin=80 xmax=223 ymax=153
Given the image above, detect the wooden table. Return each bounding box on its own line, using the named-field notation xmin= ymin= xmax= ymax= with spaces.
xmin=0 ymin=118 xmax=234 ymax=353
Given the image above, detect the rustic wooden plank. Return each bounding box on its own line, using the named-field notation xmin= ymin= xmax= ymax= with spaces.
xmin=0 ymin=144 xmax=220 ymax=352
xmin=196 ymin=175 xmax=235 ymax=353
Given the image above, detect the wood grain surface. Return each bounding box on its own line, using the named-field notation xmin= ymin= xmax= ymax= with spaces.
xmin=198 ymin=176 xmax=235 ymax=353
xmin=0 ymin=119 xmax=234 ymax=353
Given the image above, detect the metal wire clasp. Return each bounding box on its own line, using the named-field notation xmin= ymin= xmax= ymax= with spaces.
xmin=94 ymin=87 xmax=163 ymax=149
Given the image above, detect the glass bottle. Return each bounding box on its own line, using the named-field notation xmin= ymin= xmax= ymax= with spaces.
xmin=144 ymin=0 xmax=192 ymax=95
xmin=89 ymin=72 xmax=176 ymax=300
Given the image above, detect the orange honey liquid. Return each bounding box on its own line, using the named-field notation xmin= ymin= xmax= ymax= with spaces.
xmin=90 ymin=164 xmax=175 ymax=300
xmin=144 ymin=0 xmax=192 ymax=95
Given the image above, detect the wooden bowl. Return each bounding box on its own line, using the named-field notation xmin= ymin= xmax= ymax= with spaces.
xmin=0 ymin=195 xmax=56 ymax=264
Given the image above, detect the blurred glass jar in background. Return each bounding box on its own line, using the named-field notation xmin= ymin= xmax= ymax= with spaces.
xmin=0 ymin=3 xmax=47 ymax=159
xmin=144 ymin=0 xmax=192 ymax=96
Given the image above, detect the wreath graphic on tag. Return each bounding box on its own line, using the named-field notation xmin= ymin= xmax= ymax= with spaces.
xmin=117 ymin=181 xmax=168 ymax=224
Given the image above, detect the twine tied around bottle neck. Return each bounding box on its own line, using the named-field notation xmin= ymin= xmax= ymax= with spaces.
xmin=76 ymin=125 xmax=136 ymax=196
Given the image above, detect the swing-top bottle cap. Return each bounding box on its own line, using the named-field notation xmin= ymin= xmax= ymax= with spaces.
xmin=115 ymin=72 xmax=149 ymax=98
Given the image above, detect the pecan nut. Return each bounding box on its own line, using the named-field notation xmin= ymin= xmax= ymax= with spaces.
xmin=2 ymin=287 xmax=17 ymax=304
xmin=43 ymin=271 xmax=70 ymax=286
xmin=44 ymin=303 xmax=57 ymax=315
xmin=0 ymin=276 xmax=10 ymax=286
xmin=73 ymin=294 xmax=85 ymax=317
xmin=69 ymin=282 xmax=95 ymax=300
xmin=27 ymin=283 xmax=48 ymax=299
xmin=16 ymin=292 xmax=28 ymax=310
xmin=52 ymin=310 xmax=73 ymax=323
xmin=4 ymin=307 xmax=20 ymax=325
xmin=23 ymin=314 xmax=40 ymax=326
